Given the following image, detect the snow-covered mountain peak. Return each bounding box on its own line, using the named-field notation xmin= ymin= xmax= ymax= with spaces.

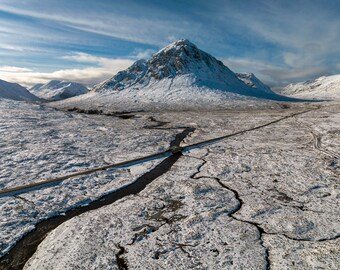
xmin=93 ymin=39 xmax=246 ymax=93
xmin=69 ymin=39 xmax=298 ymax=111
xmin=147 ymin=38 xmax=226 ymax=79
xmin=30 ymin=80 xmax=88 ymax=101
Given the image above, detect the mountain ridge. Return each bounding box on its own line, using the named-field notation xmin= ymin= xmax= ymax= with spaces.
xmin=280 ymin=74 xmax=340 ymax=100
xmin=0 ymin=79 xmax=41 ymax=102
xmin=30 ymin=80 xmax=88 ymax=101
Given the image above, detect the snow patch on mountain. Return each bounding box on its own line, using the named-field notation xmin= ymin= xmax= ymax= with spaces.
xmin=30 ymin=80 xmax=88 ymax=101
xmin=0 ymin=79 xmax=41 ymax=102
xmin=280 ymin=75 xmax=340 ymax=100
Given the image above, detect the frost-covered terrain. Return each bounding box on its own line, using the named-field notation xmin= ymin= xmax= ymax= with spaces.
xmin=280 ymin=74 xmax=340 ymax=100
xmin=0 ymin=79 xmax=41 ymax=102
xmin=0 ymin=98 xmax=180 ymax=258
xmin=30 ymin=80 xmax=88 ymax=101
xmin=0 ymin=97 xmax=339 ymax=269
xmin=52 ymin=40 xmax=297 ymax=112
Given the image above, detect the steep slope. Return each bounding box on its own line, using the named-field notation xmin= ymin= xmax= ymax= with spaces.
xmin=29 ymin=83 xmax=44 ymax=92
xmin=280 ymin=75 xmax=340 ymax=100
xmin=236 ymin=73 xmax=274 ymax=94
xmin=53 ymin=39 xmax=298 ymax=111
xmin=0 ymin=79 xmax=41 ymax=102
xmin=30 ymin=80 xmax=88 ymax=101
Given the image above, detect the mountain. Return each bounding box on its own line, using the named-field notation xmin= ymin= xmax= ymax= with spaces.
xmin=29 ymin=83 xmax=44 ymax=91
xmin=0 ymin=79 xmax=41 ymax=102
xmin=236 ymin=73 xmax=273 ymax=94
xmin=93 ymin=39 xmax=276 ymax=98
xmin=54 ymin=39 xmax=297 ymax=111
xmin=30 ymin=80 xmax=88 ymax=101
xmin=280 ymin=75 xmax=340 ymax=100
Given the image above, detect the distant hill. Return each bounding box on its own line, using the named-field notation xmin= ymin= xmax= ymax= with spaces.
xmin=0 ymin=79 xmax=41 ymax=102
xmin=30 ymin=80 xmax=88 ymax=101
xmin=280 ymin=75 xmax=340 ymax=100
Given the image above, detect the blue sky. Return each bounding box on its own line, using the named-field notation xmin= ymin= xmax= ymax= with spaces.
xmin=0 ymin=0 xmax=339 ymax=87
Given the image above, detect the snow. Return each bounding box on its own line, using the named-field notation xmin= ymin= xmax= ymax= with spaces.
xmin=1 ymin=98 xmax=337 ymax=269
xmin=0 ymin=99 xmax=179 ymax=256
xmin=236 ymin=72 xmax=274 ymax=94
xmin=30 ymin=80 xmax=88 ymax=101
xmin=1 ymin=39 xmax=339 ymax=269
xmin=52 ymin=39 xmax=297 ymax=112
xmin=0 ymin=79 xmax=41 ymax=102
xmin=280 ymin=74 xmax=340 ymax=100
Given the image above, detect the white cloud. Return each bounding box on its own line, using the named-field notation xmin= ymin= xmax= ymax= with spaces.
xmin=0 ymin=44 xmax=25 ymax=52
xmin=0 ymin=66 xmax=32 ymax=72
xmin=130 ymin=49 xmax=156 ymax=59
xmin=0 ymin=3 xmax=190 ymax=46
xmin=0 ymin=54 xmax=133 ymax=87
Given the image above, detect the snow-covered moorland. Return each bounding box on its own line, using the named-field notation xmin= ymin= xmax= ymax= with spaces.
xmin=0 ymin=98 xmax=180 ymax=258
xmin=0 ymin=97 xmax=339 ymax=269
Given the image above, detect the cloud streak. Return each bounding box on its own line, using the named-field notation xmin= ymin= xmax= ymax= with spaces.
xmin=0 ymin=0 xmax=338 ymax=87
xmin=0 ymin=54 xmax=133 ymax=87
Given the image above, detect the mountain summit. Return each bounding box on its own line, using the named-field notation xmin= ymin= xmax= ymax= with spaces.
xmin=93 ymin=39 xmax=275 ymax=98
xmin=56 ymin=39 xmax=297 ymax=111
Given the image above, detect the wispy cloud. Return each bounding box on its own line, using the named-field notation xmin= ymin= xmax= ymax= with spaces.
xmin=0 ymin=0 xmax=338 ymax=86
xmin=130 ymin=49 xmax=156 ymax=60
xmin=0 ymin=1 xmax=197 ymax=46
xmin=0 ymin=53 xmax=133 ymax=87
xmin=0 ymin=66 xmax=32 ymax=72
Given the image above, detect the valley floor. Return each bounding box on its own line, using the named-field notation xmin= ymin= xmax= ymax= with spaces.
xmin=0 ymin=99 xmax=339 ymax=269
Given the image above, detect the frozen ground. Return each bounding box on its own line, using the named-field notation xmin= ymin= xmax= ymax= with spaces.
xmin=0 ymin=99 xmax=339 ymax=269
xmin=0 ymin=99 xmax=179 ymax=257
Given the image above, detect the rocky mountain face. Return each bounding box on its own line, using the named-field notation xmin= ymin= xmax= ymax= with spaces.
xmin=0 ymin=79 xmax=41 ymax=102
xmin=30 ymin=80 xmax=88 ymax=101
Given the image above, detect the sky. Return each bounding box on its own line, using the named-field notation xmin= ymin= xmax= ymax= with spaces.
xmin=0 ymin=0 xmax=339 ymax=88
